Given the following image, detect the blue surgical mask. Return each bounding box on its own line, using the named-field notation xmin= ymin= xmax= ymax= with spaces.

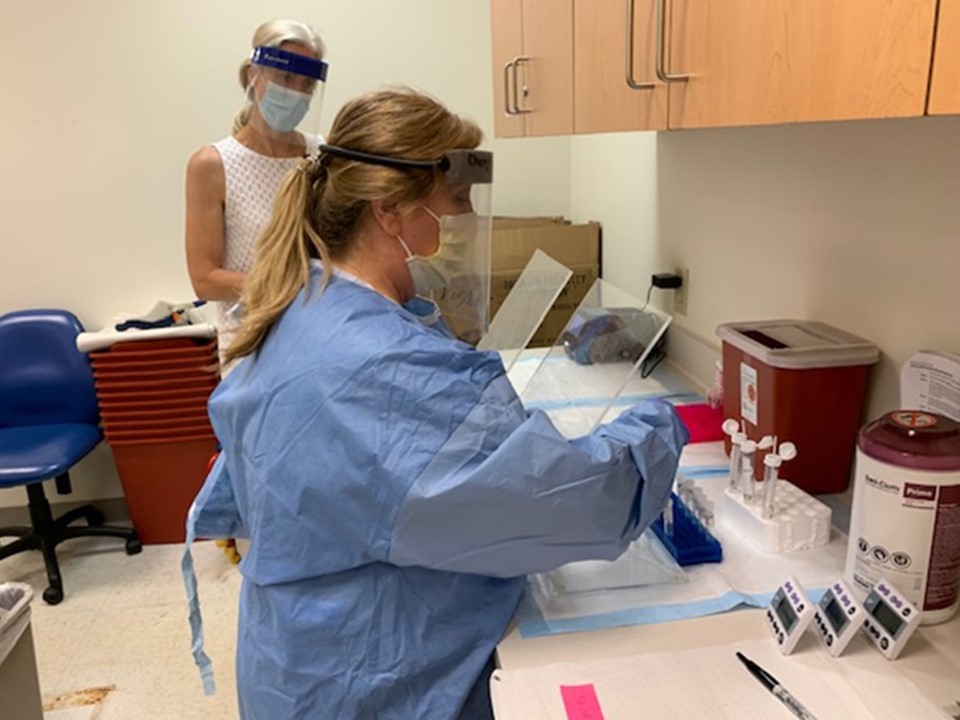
xmin=258 ymin=81 xmax=311 ymax=132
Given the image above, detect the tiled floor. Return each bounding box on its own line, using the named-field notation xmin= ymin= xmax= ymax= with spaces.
xmin=2 ymin=534 xmax=243 ymax=719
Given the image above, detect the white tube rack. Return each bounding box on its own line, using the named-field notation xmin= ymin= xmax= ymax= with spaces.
xmin=723 ymin=480 xmax=831 ymax=553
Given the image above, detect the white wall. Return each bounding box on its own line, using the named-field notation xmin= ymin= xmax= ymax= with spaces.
xmin=0 ymin=0 xmax=571 ymax=509
xmin=569 ymin=133 xmax=659 ymax=301
xmin=646 ymin=116 xmax=958 ymax=421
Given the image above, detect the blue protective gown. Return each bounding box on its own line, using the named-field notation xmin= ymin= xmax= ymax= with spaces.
xmin=187 ymin=264 xmax=688 ymax=719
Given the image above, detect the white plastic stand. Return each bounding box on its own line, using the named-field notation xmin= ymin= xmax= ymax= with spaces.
xmin=723 ymin=480 xmax=831 ymax=553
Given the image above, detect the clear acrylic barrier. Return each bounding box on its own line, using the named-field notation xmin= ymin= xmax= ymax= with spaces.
xmin=534 ymin=529 xmax=687 ymax=597
xmin=518 ymin=278 xmax=673 ymax=438
xmin=476 ymin=249 xmax=572 ymax=373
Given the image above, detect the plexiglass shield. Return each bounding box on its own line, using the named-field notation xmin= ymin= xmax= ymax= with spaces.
xmin=246 ymin=45 xmax=328 ymax=149
xmin=476 ymin=249 xmax=572 ymax=372
xmin=516 ymin=278 xmax=673 ymax=438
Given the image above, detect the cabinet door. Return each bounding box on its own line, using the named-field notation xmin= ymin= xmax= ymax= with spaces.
xmin=575 ymin=0 xmax=667 ymax=133
xmin=522 ymin=0 xmax=575 ymax=136
xmin=491 ymin=0 xmax=526 ymax=138
xmin=929 ymin=0 xmax=960 ymax=114
xmin=665 ymin=0 xmax=938 ymax=129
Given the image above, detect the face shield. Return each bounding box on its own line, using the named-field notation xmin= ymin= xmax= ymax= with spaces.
xmin=420 ymin=152 xmax=493 ymax=345
xmin=248 ymin=45 xmax=328 ymax=141
xmin=318 ymin=144 xmax=493 ymax=345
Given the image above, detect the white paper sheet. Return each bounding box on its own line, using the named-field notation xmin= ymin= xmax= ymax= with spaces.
xmin=491 ymin=638 xmax=948 ymax=720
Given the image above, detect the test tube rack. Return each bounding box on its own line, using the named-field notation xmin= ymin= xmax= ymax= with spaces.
xmin=651 ymin=492 xmax=723 ymax=566
xmin=723 ymin=479 xmax=831 ymax=554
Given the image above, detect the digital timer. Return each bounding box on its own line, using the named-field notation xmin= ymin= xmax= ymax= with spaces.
xmin=765 ymin=576 xmax=815 ymax=655
xmin=812 ymin=578 xmax=864 ymax=657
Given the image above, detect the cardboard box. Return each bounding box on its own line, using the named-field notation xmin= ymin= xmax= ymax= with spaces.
xmin=491 ymin=219 xmax=601 ymax=347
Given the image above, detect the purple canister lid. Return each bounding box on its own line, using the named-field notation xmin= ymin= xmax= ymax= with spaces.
xmin=858 ymin=411 xmax=960 ymax=471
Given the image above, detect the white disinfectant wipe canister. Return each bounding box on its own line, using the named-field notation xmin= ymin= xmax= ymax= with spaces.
xmin=846 ymin=411 xmax=960 ymax=625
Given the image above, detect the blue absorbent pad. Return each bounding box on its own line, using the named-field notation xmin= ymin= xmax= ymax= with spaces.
xmin=517 ymin=445 xmax=847 ymax=639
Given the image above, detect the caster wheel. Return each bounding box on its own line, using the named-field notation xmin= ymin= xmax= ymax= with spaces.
xmin=43 ymin=586 xmax=64 ymax=605
xmin=126 ymin=537 xmax=143 ymax=555
xmin=87 ymin=508 xmax=106 ymax=527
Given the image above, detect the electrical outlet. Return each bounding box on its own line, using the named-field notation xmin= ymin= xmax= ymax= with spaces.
xmin=674 ymin=266 xmax=690 ymax=315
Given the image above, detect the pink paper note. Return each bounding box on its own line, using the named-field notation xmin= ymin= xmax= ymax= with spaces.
xmin=560 ymin=684 xmax=606 ymax=720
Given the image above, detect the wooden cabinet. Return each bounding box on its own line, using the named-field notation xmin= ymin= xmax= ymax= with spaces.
xmin=929 ymin=0 xmax=960 ymax=114
xmin=491 ymin=0 xmax=944 ymax=137
xmin=490 ymin=0 xmax=574 ymax=137
xmin=666 ymin=0 xmax=938 ymax=129
xmin=574 ymin=0 xmax=667 ymax=133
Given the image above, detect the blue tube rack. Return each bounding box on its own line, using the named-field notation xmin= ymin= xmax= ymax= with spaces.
xmin=651 ymin=492 xmax=723 ymax=566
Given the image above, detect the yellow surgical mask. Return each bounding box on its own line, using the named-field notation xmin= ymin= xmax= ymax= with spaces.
xmin=397 ymin=208 xmax=479 ymax=294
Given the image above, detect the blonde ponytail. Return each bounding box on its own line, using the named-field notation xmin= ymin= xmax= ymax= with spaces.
xmin=225 ymin=87 xmax=483 ymax=364
xmin=224 ymin=159 xmax=332 ymax=364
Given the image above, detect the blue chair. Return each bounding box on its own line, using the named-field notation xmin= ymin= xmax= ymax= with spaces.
xmin=0 ymin=309 xmax=141 ymax=605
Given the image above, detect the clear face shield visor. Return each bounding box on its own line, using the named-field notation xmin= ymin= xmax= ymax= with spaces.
xmin=248 ymin=45 xmax=328 ymax=142
xmin=317 ymin=145 xmax=494 ymax=344
xmin=422 ymin=171 xmax=492 ymax=346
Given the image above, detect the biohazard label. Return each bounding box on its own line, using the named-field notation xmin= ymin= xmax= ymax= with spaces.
xmin=740 ymin=362 xmax=758 ymax=426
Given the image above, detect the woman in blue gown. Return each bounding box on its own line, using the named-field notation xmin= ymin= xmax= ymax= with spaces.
xmin=186 ymin=87 xmax=688 ymax=720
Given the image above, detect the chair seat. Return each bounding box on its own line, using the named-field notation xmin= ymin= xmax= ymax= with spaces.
xmin=0 ymin=424 xmax=103 ymax=486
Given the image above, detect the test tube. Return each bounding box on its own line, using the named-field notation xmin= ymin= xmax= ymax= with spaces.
xmin=692 ymin=486 xmax=708 ymax=519
xmin=722 ymin=419 xmax=743 ymax=492
xmin=728 ymin=432 xmax=746 ymax=492
xmin=663 ymin=496 xmax=675 ymax=537
xmin=701 ymin=506 xmax=715 ymax=528
xmin=762 ymin=454 xmax=782 ymax=518
xmin=762 ymin=441 xmax=797 ymax=519
xmin=739 ymin=440 xmax=758 ymax=502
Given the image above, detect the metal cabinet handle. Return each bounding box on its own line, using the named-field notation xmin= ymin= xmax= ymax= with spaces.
xmin=656 ymin=0 xmax=689 ymax=83
xmin=503 ymin=58 xmax=518 ymax=115
xmin=626 ymin=0 xmax=655 ymax=89
xmin=512 ymin=56 xmax=532 ymax=114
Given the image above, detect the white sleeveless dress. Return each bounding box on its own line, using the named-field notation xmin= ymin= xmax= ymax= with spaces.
xmin=211 ymin=134 xmax=320 ymax=374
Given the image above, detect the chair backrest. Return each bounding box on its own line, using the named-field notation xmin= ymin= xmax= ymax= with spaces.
xmin=0 ymin=309 xmax=99 ymax=428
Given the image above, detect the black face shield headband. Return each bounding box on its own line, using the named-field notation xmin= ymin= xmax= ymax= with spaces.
xmin=317 ymin=145 xmax=492 ymax=185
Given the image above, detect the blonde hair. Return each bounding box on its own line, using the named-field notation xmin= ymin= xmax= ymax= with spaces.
xmin=232 ymin=19 xmax=326 ymax=134
xmin=224 ymin=87 xmax=483 ymax=364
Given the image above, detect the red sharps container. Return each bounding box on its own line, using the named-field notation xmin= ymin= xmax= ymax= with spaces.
xmin=716 ymin=320 xmax=879 ymax=494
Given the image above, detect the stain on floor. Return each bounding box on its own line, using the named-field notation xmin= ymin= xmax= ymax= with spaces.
xmin=43 ymin=685 xmax=115 ymax=710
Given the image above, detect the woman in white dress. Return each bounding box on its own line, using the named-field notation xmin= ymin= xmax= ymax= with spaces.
xmin=185 ymin=19 xmax=328 ymax=375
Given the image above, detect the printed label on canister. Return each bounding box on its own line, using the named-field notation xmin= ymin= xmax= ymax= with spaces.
xmin=740 ymin=362 xmax=758 ymax=426
xmin=846 ymin=451 xmax=960 ymax=618
xmin=926 ymin=484 xmax=960 ymax=610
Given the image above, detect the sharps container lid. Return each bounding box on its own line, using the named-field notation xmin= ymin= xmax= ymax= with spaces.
xmin=716 ymin=320 xmax=879 ymax=370
xmin=859 ymin=411 xmax=960 ymax=471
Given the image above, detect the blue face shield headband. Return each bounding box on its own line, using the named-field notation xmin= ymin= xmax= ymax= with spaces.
xmin=251 ymin=46 xmax=328 ymax=81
